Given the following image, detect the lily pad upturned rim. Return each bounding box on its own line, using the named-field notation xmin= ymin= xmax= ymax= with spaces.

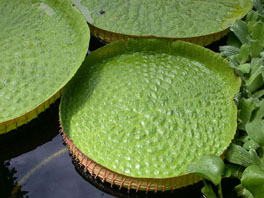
xmin=0 ymin=0 xmax=90 ymax=134
xmin=60 ymin=129 xmax=201 ymax=192
xmin=59 ymin=38 xmax=241 ymax=191
xmin=89 ymin=22 xmax=230 ymax=46
xmin=73 ymin=0 xmax=252 ymax=45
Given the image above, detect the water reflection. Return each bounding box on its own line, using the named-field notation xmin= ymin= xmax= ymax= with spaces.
xmin=0 ymin=161 xmax=28 ymax=198
xmin=74 ymin=158 xmax=203 ymax=198
xmin=0 ymin=100 xmax=60 ymax=161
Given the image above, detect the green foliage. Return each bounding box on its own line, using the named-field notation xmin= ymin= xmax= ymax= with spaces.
xmin=241 ymin=165 xmax=264 ymax=198
xmin=225 ymin=144 xmax=252 ymax=167
xmin=187 ymin=154 xmax=225 ymax=186
xmin=187 ymin=155 xmax=225 ymax=198
xmin=217 ymin=1 xmax=264 ymax=197
xmin=246 ymin=120 xmax=264 ymax=146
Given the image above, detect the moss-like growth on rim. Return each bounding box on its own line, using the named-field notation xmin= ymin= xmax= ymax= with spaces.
xmin=72 ymin=0 xmax=252 ymax=45
xmin=0 ymin=0 xmax=90 ymax=134
xmin=60 ymin=39 xmax=241 ymax=191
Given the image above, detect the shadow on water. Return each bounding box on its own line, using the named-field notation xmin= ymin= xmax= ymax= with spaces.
xmin=0 ymin=100 xmax=60 ymax=161
xmin=73 ymin=158 xmax=204 ymax=198
xmin=0 ymin=161 xmax=28 ymax=198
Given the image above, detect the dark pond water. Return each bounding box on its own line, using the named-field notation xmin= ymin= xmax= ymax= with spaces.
xmin=0 ymin=37 xmax=240 ymax=198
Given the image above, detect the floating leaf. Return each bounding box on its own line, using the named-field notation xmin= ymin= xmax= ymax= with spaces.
xmin=60 ymin=39 xmax=240 ymax=191
xmin=0 ymin=0 xmax=90 ymax=134
xmin=73 ymin=0 xmax=252 ymax=45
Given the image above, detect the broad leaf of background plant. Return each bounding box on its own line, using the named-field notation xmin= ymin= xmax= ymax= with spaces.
xmin=241 ymin=165 xmax=264 ymax=198
xmin=186 ymin=154 xmax=225 ymax=185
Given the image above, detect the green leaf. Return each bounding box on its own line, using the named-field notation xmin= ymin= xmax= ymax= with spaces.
xmin=249 ymin=149 xmax=264 ymax=170
xmin=0 ymin=0 xmax=90 ymax=134
xmin=243 ymin=139 xmax=260 ymax=150
xmin=230 ymin=20 xmax=249 ymax=44
xmin=250 ymin=58 xmax=263 ymax=74
xmin=219 ymin=46 xmax=240 ymax=58
xmin=227 ymin=32 xmax=242 ymax=48
xmin=222 ymin=166 xmax=232 ymax=178
xmin=253 ymin=89 xmax=264 ymax=99
xmin=234 ymin=184 xmax=244 ymax=197
xmin=251 ymin=21 xmax=264 ymax=44
xmin=246 ymin=65 xmax=264 ymax=92
xmin=251 ymin=0 xmax=264 ymax=15
xmin=249 ymin=39 xmax=264 ymax=57
xmin=73 ymin=0 xmax=252 ymax=45
xmin=242 ymin=188 xmax=254 ymax=198
xmin=253 ymin=100 xmax=264 ymax=120
xmin=226 ymin=164 xmax=244 ymax=179
xmin=246 ymin=10 xmax=259 ymax=22
xmin=248 ymin=21 xmax=257 ymax=34
xmin=60 ymin=39 xmax=241 ymax=179
xmin=201 ymin=180 xmax=217 ymax=198
xmin=186 ymin=154 xmax=225 ymax=185
xmin=238 ymin=98 xmax=256 ymax=130
xmin=239 ymin=44 xmax=250 ymax=64
xmin=241 ymin=165 xmax=264 ymax=198
xmin=239 ymin=63 xmax=251 ymax=73
xmin=225 ymin=144 xmax=252 ymax=167
xmin=246 ymin=119 xmax=264 ymax=146
xmin=258 ymin=146 xmax=264 ymax=160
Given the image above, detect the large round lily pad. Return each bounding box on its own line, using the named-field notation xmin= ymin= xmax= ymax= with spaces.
xmin=72 ymin=0 xmax=252 ymax=45
xmin=0 ymin=0 xmax=90 ymax=134
xmin=60 ymin=39 xmax=241 ymax=191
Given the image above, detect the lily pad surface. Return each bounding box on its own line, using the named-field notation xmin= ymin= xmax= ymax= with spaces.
xmin=0 ymin=0 xmax=90 ymax=134
xmin=60 ymin=39 xmax=241 ymax=191
xmin=72 ymin=0 xmax=251 ymax=45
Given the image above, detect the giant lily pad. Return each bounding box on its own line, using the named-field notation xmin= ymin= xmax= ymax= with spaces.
xmin=72 ymin=0 xmax=252 ymax=45
xmin=0 ymin=0 xmax=90 ymax=134
xmin=60 ymin=39 xmax=241 ymax=191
